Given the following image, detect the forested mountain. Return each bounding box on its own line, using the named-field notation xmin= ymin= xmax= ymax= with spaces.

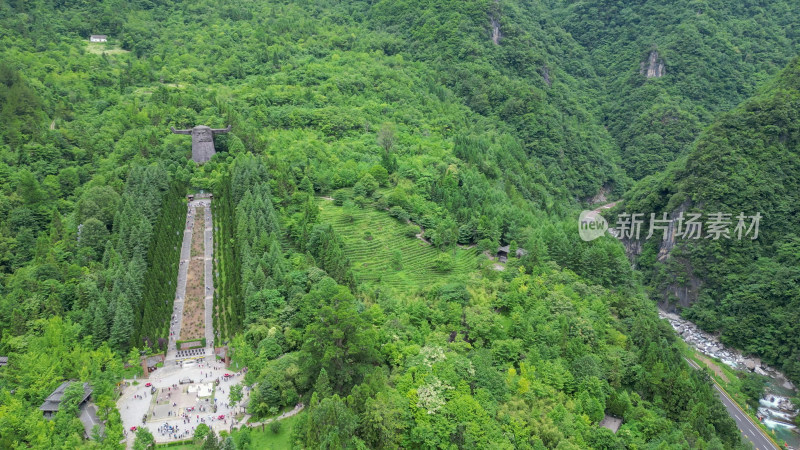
xmin=0 ymin=0 xmax=796 ymax=448
xmin=554 ymin=0 xmax=800 ymax=179
xmin=623 ymin=57 xmax=800 ymax=385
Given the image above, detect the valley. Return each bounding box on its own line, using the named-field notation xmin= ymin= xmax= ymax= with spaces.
xmin=0 ymin=0 xmax=798 ymax=449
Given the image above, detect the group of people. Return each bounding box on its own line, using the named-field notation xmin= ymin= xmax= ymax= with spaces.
xmin=158 ymin=422 xmax=189 ymax=440
xmin=125 ymin=361 xmax=252 ymax=441
xmin=169 ymin=309 xmax=180 ymax=344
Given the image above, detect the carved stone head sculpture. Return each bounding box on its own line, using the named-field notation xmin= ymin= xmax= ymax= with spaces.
xmin=170 ymin=125 xmax=231 ymax=164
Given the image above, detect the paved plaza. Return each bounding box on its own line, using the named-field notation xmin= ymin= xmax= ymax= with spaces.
xmin=118 ymin=361 xmax=249 ymax=445
xmin=118 ymin=195 xmax=242 ymax=446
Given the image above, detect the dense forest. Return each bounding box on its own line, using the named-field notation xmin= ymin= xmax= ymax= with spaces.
xmin=555 ymin=0 xmax=800 ymax=179
xmin=623 ymin=57 xmax=800 ymax=385
xmin=0 ymin=0 xmax=797 ymax=448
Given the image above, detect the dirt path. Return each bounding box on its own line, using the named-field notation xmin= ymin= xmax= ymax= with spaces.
xmin=585 ymin=200 xmax=619 ymax=221
xmin=695 ymin=352 xmax=730 ymax=383
xmin=234 ymin=403 xmax=305 ymax=431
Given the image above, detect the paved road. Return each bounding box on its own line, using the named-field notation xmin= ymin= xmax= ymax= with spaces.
xmin=685 ymin=358 xmax=779 ymax=450
xmin=165 ymin=204 xmax=195 ymax=362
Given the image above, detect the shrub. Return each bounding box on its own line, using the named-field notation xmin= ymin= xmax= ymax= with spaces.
xmin=270 ymin=420 xmax=282 ymax=434
xmin=368 ymin=165 xmax=389 ymax=186
xmin=477 ymin=238 xmax=496 ymax=253
xmin=353 ymin=195 xmax=368 ymax=208
xmin=388 ymin=206 xmax=410 ymax=222
xmin=194 ymin=423 xmax=210 ymax=442
xmin=332 ymin=190 xmax=348 ymax=206
xmin=434 ymin=253 xmax=454 ymax=272
xmin=374 ymin=195 xmax=388 ymax=210
xmin=391 ymin=250 xmax=403 ymax=270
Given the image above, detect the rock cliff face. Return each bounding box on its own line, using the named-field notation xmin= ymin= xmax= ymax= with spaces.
xmin=640 ymin=50 xmax=665 ymax=78
xmin=617 ymin=201 xmax=702 ymax=307
xmin=491 ymin=17 xmax=501 ymax=45
xmin=660 ymin=266 xmax=702 ymax=309
xmin=490 ymin=0 xmax=501 ymax=45
xmin=653 ymin=202 xmax=703 ymax=308
xmin=618 ymin=235 xmax=641 ymax=262
xmin=655 ymin=203 xmax=689 ymax=261
xmin=588 ymin=185 xmax=610 ymax=205
xmin=541 ymin=66 xmax=551 ymax=87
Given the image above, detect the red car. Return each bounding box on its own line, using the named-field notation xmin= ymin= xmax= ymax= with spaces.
xmin=224 ymin=373 xmax=231 ymax=378
xmin=218 ymin=415 xmax=225 ymax=420
xmin=145 ymin=383 xmax=152 ymax=387
xmin=130 ymin=426 xmax=137 ymax=432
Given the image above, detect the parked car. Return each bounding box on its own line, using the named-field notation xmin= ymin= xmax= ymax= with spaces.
xmin=179 ymin=378 xmax=193 ymax=385
xmin=145 ymin=382 xmax=152 ymax=387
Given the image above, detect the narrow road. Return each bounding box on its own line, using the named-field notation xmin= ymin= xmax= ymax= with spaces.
xmin=165 ymin=203 xmax=194 ymax=362
xmin=685 ymin=358 xmax=779 ymax=450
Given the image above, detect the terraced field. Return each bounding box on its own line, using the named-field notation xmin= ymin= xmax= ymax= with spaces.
xmin=318 ymin=199 xmax=479 ymax=295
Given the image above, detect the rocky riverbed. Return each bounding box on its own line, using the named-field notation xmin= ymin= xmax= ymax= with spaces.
xmin=659 ymin=309 xmax=798 ymax=431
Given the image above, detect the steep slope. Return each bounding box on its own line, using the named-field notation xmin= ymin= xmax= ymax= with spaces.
xmin=623 ymin=57 xmax=800 ymax=383
xmin=363 ymin=0 xmax=631 ymax=199
xmin=0 ymin=0 xmax=759 ymax=447
xmin=554 ymin=0 xmax=800 ymax=179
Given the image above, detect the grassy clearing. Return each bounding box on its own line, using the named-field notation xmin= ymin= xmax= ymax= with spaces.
xmin=694 ymin=352 xmax=730 ymax=383
xmin=85 ymin=42 xmax=129 ymax=55
xmin=239 ymin=412 xmax=300 ymax=449
xmin=155 ymin=443 xmax=194 ymax=449
xmin=318 ymin=199 xmax=478 ymax=296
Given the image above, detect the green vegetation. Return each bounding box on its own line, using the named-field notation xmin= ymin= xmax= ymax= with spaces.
xmin=138 ymin=182 xmax=186 ymax=349
xmin=555 ymin=0 xmax=800 ymax=179
xmin=0 ymin=317 xmax=128 ymax=447
xmin=212 ymin=180 xmax=242 ymax=340
xmin=237 ymin=413 xmax=299 ymax=450
xmin=152 ymin=414 xmax=302 ymax=450
xmin=0 ymin=0 xmax=797 ymax=448
xmin=318 ymin=197 xmax=479 ymax=294
xmin=624 ymin=58 xmax=800 ymax=383
xmin=175 ymin=338 xmax=205 ymax=350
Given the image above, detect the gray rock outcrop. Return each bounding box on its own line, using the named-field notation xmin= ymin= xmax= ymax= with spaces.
xmin=640 ymin=50 xmax=665 ymax=78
